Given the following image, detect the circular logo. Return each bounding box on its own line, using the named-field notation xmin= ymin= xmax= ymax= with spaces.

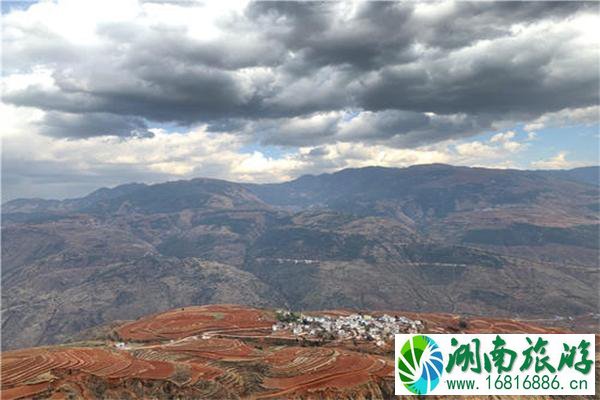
xmin=397 ymin=335 xmax=444 ymax=394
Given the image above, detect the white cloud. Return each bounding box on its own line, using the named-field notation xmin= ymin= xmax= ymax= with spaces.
xmin=0 ymin=103 xmax=45 ymax=137
xmin=1 ymin=114 xmax=455 ymax=200
xmin=526 ymin=131 xmax=537 ymax=141
xmin=453 ymin=130 xmax=527 ymax=164
xmin=1 ymin=109 xmax=588 ymax=201
xmin=489 ymin=130 xmax=524 ymax=152
xmin=490 ymin=130 xmax=515 ymax=143
xmin=524 ymin=106 xmax=599 ymax=132
xmin=316 ymin=142 xmax=451 ymax=168
xmin=502 ymin=141 xmax=523 ymax=152
xmin=531 ymin=151 xmax=585 ymax=170
xmin=455 ymin=141 xmax=496 ymax=158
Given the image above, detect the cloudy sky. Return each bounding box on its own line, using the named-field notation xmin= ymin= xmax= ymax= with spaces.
xmin=1 ymin=0 xmax=599 ymax=201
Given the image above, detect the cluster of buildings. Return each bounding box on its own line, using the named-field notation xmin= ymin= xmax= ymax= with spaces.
xmin=272 ymin=311 xmax=423 ymax=347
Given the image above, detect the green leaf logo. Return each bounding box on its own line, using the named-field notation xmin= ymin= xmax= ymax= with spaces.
xmin=397 ymin=335 xmax=444 ymax=394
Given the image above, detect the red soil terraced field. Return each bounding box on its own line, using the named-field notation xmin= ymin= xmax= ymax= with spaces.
xmin=136 ymin=337 xmax=263 ymax=362
xmin=401 ymin=312 xmax=566 ymax=334
xmin=260 ymin=347 xmax=393 ymax=399
xmin=117 ymin=304 xmax=275 ymax=341
xmin=1 ymin=346 xmax=223 ymax=399
xmin=2 ymin=304 xmax=597 ymax=399
xmin=317 ymin=309 xmax=565 ymax=334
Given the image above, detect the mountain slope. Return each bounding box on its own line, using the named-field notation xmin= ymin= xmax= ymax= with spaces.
xmin=2 ymin=165 xmax=598 ymax=350
xmin=245 ymin=164 xmax=598 ymax=224
xmin=3 ymin=178 xmax=269 ymax=215
xmin=538 ymin=166 xmax=600 ymax=186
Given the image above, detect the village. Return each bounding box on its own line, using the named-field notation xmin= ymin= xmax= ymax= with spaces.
xmin=272 ymin=310 xmax=423 ymax=347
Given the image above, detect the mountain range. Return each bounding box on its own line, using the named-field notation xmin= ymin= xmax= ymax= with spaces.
xmin=2 ymin=164 xmax=599 ymax=349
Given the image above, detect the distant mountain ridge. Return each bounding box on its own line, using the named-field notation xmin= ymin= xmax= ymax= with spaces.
xmin=537 ymin=166 xmax=600 ymax=186
xmin=3 ymin=178 xmax=268 ymax=215
xmin=245 ymin=164 xmax=599 ymax=215
xmin=2 ymin=164 xmax=598 ymax=350
xmin=3 ymin=165 xmax=599 ymax=211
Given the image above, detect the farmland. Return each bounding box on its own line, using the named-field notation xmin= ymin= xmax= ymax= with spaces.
xmin=3 ymin=304 xmax=595 ymax=399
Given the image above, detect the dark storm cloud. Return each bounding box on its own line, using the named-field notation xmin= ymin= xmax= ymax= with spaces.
xmin=406 ymin=1 xmax=597 ymax=50
xmin=250 ymin=112 xmax=341 ymax=147
xmin=40 ymin=112 xmax=153 ymax=139
xmin=306 ymin=147 xmax=330 ymax=158
xmin=245 ymin=1 xmax=415 ymax=71
xmin=467 ymin=1 xmax=597 ymax=21
xmin=2 ymin=1 xmax=598 ymax=142
xmin=335 ymin=110 xmax=495 ymax=148
xmin=356 ymin=52 xmax=595 ymax=117
xmin=4 ymin=60 xmax=262 ymax=128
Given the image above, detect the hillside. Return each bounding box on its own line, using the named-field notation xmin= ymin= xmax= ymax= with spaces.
xmin=2 ymin=164 xmax=599 ymax=350
xmin=3 ymin=304 xmax=598 ymax=400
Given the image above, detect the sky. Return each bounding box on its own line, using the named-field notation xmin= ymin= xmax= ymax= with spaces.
xmin=1 ymin=0 xmax=599 ymax=201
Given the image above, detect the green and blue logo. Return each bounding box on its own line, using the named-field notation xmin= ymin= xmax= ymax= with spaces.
xmin=397 ymin=335 xmax=444 ymax=394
